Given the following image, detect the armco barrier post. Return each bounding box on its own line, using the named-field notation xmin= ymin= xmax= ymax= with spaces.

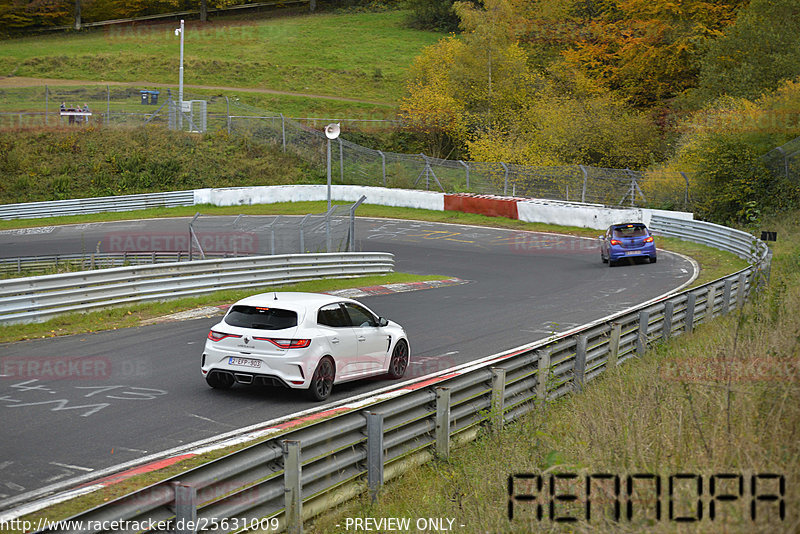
xmin=366 ymin=412 xmax=384 ymax=502
xmin=736 ymin=272 xmax=747 ymax=309
xmin=723 ymin=278 xmax=733 ymax=315
xmin=536 ymin=348 xmax=551 ymax=401
xmin=435 ymin=387 xmax=451 ymax=460
xmin=283 ymin=440 xmax=302 ymax=534
xmin=173 ymin=482 xmax=197 ymax=534
xmin=662 ymin=301 xmax=675 ymax=342
xmin=573 ymin=334 xmax=587 ymax=392
xmin=490 ymin=368 xmax=506 ymax=432
xmin=706 ymin=285 xmax=717 ymax=321
xmin=636 ymin=311 xmax=649 ymax=356
xmin=685 ymin=292 xmax=697 ymax=333
xmin=608 ymin=322 xmax=622 ymax=368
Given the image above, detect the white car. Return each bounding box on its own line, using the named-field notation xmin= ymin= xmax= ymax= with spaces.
xmin=201 ymin=292 xmax=410 ymax=401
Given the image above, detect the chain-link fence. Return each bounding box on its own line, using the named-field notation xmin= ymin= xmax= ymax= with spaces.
xmin=188 ymin=198 xmax=365 ymax=258
xmin=763 ymin=136 xmax=800 ymax=182
xmin=1 ymin=84 xmax=694 ymax=208
xmin=224 ymin=99 xmax=692 ymax=208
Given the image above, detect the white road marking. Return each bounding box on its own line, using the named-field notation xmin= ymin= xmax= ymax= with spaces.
xmin=3 ymin=482 xmax=25 ymax=491
xmin=44 ymin=473 xmax=72 ymax=483
xmin=115 ymin=447 xmax=148 ymax=454
xmin=410 ymin=351 xmax=459 ymax=365
xmin=49 ymin=462 xmax=93 ymax=472
xmin=0 ymin=461 xmax=12 ymax=470
xmin=189 ymin=413 xmax=220 ymax=424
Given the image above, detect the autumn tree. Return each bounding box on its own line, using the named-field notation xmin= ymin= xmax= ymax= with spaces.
xmin=560 ymin=0 xmax=745 ymax=107
xmin=401 ymin=0 xmax=661 ymax=166
xmin=697 ymin=0 xmax=800 ymax=101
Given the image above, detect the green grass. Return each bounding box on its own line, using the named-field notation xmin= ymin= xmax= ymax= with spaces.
xmin=0 ymin=10 xmax=443 ymax=108
xmin=0 ymin=127 xmax=324 ymax=203
xmin=306 ymin=214 xmax=800 ymax=534
xmin=0 ymin=82 xmax=400 ymax=123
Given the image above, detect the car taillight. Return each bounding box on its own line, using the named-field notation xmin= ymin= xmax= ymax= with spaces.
xmin=208 ymin=331 xmax=241 ymax=342
xmin=254 ymin=338 xmax=311 ymax=349
xmin=609 ymin=239 xmax=621 ymax=245
xmin=644 ymin=236 xmax=654 ymax=243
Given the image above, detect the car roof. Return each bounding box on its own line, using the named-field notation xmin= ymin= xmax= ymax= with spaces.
xmin=232 ymin=291 xmax=350 ymax=310
xmin=611 ymin=222 xmax=647 ymax=228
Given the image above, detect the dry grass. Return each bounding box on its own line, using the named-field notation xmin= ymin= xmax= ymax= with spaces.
xmin=308 ymin=212 xmax=800 ymax=533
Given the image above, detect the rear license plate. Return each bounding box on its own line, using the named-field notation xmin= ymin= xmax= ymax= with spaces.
xmin=625 ymin=250 xmax=642 ymax=256
xmin=229 ymin=356 xmax=261 ymax=368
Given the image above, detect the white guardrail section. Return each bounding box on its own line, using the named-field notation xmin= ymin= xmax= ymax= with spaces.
xmin=0 ymin=191 xmax=195 ymax=220
xmin=0 ymin=253 xmax=395 ymax=324
xmin=20 ymin=215 xmax=769 ymax=534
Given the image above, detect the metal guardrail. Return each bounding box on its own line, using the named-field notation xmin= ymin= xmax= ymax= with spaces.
xmin=0 ymin=252 xmax=394 ymax=325
xmin=23 ymin=215 xmax=769 ymax=534
xmin=0 ymin=191 xmax=194 ymax=220
xmin=0 ymin=251 xmax=226 ymax=277
xmin=649 ymin=214 xmax=766 ymax=263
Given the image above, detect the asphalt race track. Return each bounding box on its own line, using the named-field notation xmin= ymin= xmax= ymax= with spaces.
xmin=0 ymin=217 xmax=695 ymax=507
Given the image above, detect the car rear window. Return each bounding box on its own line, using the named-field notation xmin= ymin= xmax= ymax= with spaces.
xmin=613 ymin=225 xmax=648 ymax=238
xmin=224 ymin=306 xmax=298 ymax=330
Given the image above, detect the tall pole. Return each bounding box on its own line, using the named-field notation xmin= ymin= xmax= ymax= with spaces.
xmin=175 ymin=19 xmax=185 ymax=130
xmin=326 ymin=138 xmax=332 ymax=211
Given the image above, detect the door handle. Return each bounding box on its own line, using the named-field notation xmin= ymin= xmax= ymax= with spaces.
xmin=357 ymin=336 xmax=366 ymax=342
xmin=331 ymin=337 xmax=340 ymax=344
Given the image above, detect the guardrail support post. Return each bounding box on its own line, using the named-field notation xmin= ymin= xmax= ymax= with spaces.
xmin=435 ymin=387 xmax=451 ymax=460
xmin=706 ymin=286 xmax=717 ymax=321
xmin=608 ymin=322 xmax=621 ymax=368
xmin=173 ymin=482 xmax=197 ymax=534
xmin=579 ymin=164 xmax=588 ymax=203
xmin=573 ymin=334 xmax=588 ymax=392
xmin=490 ymin=368 xmax=506 ymax=432
xmin=458 ymin=160 xmax=470 ymax=189
xmin=685 ymin=292 xmax=696 ymax=333
xmin=378 ymin=150 xmax=386 ymax=187
xmin=536 ymin=348 xmax=551 ymax=401
xmin=280 ymin=113 xmax=286 ymax=152
xmin=366 ymin=412 xmax=384 ymax=502
xmin=722 ymin=279 xmax=733 ymax=315
xmin=283 ymin=440 xmax=302 ymax=534
xmin=736 ymin=272 xmax=747 ymax=309
xmin=636 ymin=311 xmax=649 ymax=356
xmin=662 ymin=301 xmax=675 ymax=342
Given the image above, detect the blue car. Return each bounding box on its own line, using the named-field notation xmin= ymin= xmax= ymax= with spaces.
xmin=599 ymin=223 xmax=657 ymax=267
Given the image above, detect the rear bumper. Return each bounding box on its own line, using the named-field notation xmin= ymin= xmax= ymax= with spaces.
xmin=608 ymin=245 xmax=657 ymax=261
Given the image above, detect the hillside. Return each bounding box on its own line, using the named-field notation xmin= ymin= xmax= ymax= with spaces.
xmin=0 ymin=127 xmax=321 ymax=204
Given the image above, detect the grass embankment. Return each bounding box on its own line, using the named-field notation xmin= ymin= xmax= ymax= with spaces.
xmin=0 ymin=9 xmax=441 ymax=117
xmin=0 ymin=126 xmax=323 ymax=203
xmin=309 ymin=213 xmax=800 ymax=533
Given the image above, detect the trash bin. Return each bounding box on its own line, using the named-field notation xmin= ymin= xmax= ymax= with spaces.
xmin=140 ymin=90 xmax=149 ymax=105
xmin=150 ymin=91 xmax=159 ymax=105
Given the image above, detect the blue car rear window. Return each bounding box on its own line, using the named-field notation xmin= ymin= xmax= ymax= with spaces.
xmin=613 ymin=226 xmax=648 ymax=238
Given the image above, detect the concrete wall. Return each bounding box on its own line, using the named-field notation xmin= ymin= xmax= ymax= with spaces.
xmin=194 ymin=185 xmax=692 ymax=230
xmin=194 ymin=186 xmax=445 ymax=212
xmin=517 ymin=199 xmax=693 ymax=230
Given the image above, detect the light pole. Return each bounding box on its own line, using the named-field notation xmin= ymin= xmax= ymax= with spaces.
xmin=175 ymin=20 xmax=185 ymax=128
xmin=324 ymin=123 xmax=341 ymax=210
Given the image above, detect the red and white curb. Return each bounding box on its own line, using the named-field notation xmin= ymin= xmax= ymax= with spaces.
xmin=324 ymin=277 xmax=468 ymax=299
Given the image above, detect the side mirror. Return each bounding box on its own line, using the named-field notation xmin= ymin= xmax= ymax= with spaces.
xmin=598 ymin=235 xmax=605 ymax=240
xmin=378 ymin=317 xmax=389 ymax=327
